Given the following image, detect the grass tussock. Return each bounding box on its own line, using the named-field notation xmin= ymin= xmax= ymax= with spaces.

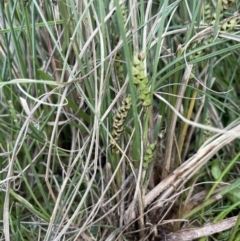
xmin=1 ymin=0 xmax=240 ymax=240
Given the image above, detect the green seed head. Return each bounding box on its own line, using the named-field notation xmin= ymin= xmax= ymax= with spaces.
xmin=142 ymin=98 xmax=151 ymax=107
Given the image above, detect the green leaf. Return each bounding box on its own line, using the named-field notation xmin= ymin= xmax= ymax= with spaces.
xmin=211 ymin=159 xmax=222 ymax=181
xmin=228 ymin=187 xmax=240 ymax=205
xmin=36 ymin=69 xmax=54 ymax=81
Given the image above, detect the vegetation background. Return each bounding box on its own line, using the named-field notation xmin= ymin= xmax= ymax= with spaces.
xmin=1 ymin=0 xmax=240 ymax=240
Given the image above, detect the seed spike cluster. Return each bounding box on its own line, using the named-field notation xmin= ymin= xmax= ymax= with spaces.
xmin=143 ymin=141 xmax=157 ymax=169
xmin=220 ymin=17 xmax=238 ymax=31
xmin=191 ymin=0 xmax=237 ymax=63
xmin=120 ymin=3 xmax=127 ymax=25
xmin=219 ymin=0 xmax=238 ymax=31
xmin=202 ymin=3 xmax=213 ymax=23
xmin=188 ymin=37 xmax=213 ymax=62
xmin=111 ymin=95 xmax=132 ymax=149
xmin=221 ymin=0 xmax=237 ymax=10
xmin=202 ymin=0 xmax=237 ymax=28
xmin=132 ymin=53 xmax=152 ymax=107
xmin=114 ymin=51 xmax=125 ymax=84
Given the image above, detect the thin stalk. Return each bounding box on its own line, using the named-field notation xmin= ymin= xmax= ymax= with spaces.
xmin=178 ymin=85 xmax=198 ymax=156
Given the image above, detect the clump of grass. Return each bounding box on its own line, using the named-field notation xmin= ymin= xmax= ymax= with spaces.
xmin=1 ymin=1 xmax=240 ymax=241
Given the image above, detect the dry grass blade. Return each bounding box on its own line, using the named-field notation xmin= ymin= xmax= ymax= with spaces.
xmin=165 ymin=215 xmax=238 ymax=241
xmin=162 ymin=65 xmax=193 ymax=179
